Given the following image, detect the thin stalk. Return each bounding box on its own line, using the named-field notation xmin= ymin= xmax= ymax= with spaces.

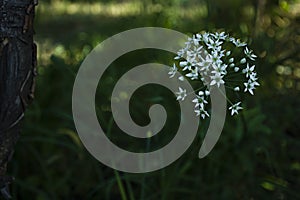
xmin=114 ymin=170 xmax=128 ymax=200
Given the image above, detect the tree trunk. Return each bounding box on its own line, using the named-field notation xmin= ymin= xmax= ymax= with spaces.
xmin=0 ymin=0 xmax=37 ymax=198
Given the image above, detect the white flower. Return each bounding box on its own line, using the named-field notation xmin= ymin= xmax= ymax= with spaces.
xmin=240 ymin=58 xmax=247 ymax=64
xmin=180 ymin=61 xmax=188 ymax=67
xmin=252 ymin=81 xmax=260 ymax=88
xmin=190 ymin=35 xmax=200 ymax=45
xmin=242 ymin=63 xmax=255 ymax=78
xmin=201 ymin=32 xmax=210 ymax=43
xmin=229 ymin=37 xmax=236 ymax=43
xmin=207 ymin=38 xmax=223 ymax=50
xmin=175 ymin=48 xmax=187 ymax=60
xmin=186 ymin=71 xmax=199 ymax=80
xmin=198 ymin=54 xmax=213 ymax=68
xmin=179 ymin=61 xmax=192 ymax=71
xmin=213 ymin=32 xmax=227 ymax=40
xmin=194 ymin=35 xmax=201 ymax=45
xmin=249 ymin=72 xmax=258 ymax=82
xmin=185 ymin=37 xmax=193 ymax=46
xmin=232 ymin=38 xmax=247 ymax=47
xmin=186 ymin=50 xmax=197 ymax=62
xmin=211 ymin=51 xmax=223 ymax=65
xmin=198 ymin=91 xmax=204 ymax=96
xmin=178 ymin=76 xmax=185 ymax=81
xmin=192 ymin=96 xmax=208 ymax=109
xmin=234 ymin=87 xmax=240 ymax=91
xmin=171 ymin=31 xmax=259 ymax=119
xmin=196 ymin=33 xmax=202 ymax=40
xmin=229 ymin=102 xmax=243 ymax=115
xmin=252 ymin=81 xmax=260 ymax=87
xmin=244 ymin=81 xmax=255 ymax=95
xmin=212 ymin=63 xmax=227 ymax=75
xmin=193 ymin=46 xmax=203 ymax=54
xmin=198 ymin=90 xmax=210 ymax=96
xmin=205 ymin=90 xmax=210 ymax=96
xmin=195 ymin=108 xmax=210 ymax=119
xmin=168 ymin=63 xmax=177 ymax=78
xmin=176 ymin=87 xmax=187 ymax=101
xmin=210 ymin=72 xmax=225 ymax=87
xmin=244 ymin=47 xmax=257 ymax=61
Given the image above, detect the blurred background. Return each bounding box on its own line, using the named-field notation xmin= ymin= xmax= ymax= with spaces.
xmin=8 ymin=0 xmax=300 ymax=199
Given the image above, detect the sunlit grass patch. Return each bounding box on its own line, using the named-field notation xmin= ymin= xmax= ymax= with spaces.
xmin=289 ymin=0 xmax=300 ymax=16
xmin=37 ymin=1 xmax=208 ymax=19
xmin=35 ymin=1 xmax=208 ymax=67
xmin=37 ymin=1 xmax=142 ymax=17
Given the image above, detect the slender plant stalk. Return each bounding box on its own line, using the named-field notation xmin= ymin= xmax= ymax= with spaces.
xmin=114 ymin=169 xmax=128 ymax=200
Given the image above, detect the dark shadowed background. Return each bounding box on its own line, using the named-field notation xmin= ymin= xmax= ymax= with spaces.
xmin=8 ymin=0 xmax=300 ymax=199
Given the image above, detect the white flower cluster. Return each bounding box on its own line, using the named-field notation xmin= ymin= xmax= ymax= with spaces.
xmin=170 ymin=32 xmax=260 ymax=118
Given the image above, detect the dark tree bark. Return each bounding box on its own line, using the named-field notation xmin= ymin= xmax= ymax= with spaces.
xmin=0 ymin=0 xmax=37 ymax=199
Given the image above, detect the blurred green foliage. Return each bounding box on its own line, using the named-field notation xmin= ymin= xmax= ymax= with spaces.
xmin=8 ymin=0 xmax=300 ymax=199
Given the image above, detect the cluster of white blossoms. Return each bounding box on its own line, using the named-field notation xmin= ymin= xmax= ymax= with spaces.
xmin=170 ymin=31 xmax=260 ymax=118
